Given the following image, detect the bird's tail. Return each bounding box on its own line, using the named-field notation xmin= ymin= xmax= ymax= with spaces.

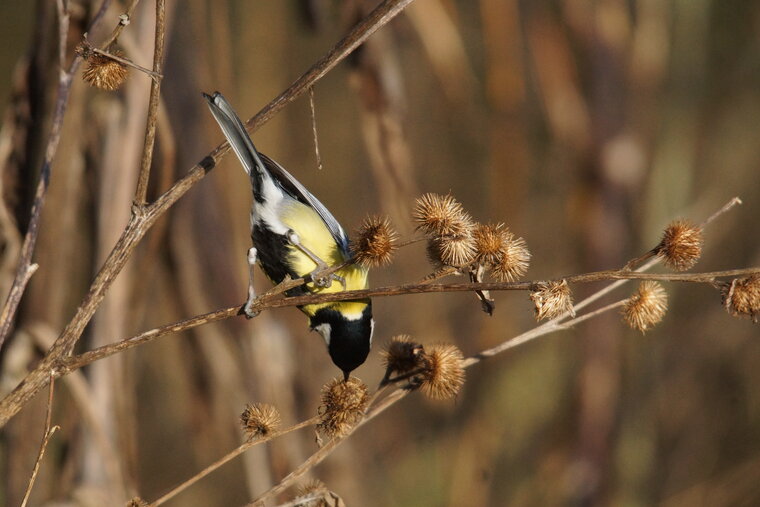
xmin=203 ymin=91 xmax=265 ymax=177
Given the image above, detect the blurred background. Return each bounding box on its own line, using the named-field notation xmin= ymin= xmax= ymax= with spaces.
xmin=1 ymin=0 xmax=759 ymax=505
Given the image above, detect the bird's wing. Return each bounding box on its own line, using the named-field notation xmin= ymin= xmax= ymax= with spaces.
xmin=259 ymin=153 xmax=350 ymax=255
xmin=204 ymin=91 xmax=350 ymax=254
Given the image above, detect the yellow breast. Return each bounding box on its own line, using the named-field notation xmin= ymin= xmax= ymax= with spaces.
xmin=279 ymin=200 xmax=369 ymax=318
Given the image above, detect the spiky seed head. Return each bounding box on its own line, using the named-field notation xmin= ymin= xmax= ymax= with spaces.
xmin=722 ymin=275 xmax=760 ymax=323
xmin=382 ymin=335 xmax=425 ymax=375
xmin=413 ymin=193 xmax=474 ymax=237
xmin=426 ymin=235 xmax=476 ymax=268
xmin=352 ymin=215 xmax=398 ymax=268
xmin=622 ymin=281 xmax=668 ymax=332
xmin=419 ymin=344 xmax=465 ymax=400
xmin=491 ymin=235 xmax=530 ymax=281
xmin=473 ymin=222 xmax=508 ymax=266
xmin=240 ymin=403 xmax=281 ymax=440
xmin=126 ymin=498 xmax=148 ymax=507
xmin=82 ymin=49 xmax=129 ymax=91
xmin=656 ymin=219 xmax=703 ymax=271
xmin=295 ymin=479 xmax=329 ymax=507
xmin=529 ymin=280 xmax=575 ymax=321
xmin=318 ymin=377 xmax=369 ymax=438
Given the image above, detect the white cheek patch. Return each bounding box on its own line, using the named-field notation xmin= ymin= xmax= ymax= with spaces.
xmin=313 ymin=323 xmax=332 ymax=347
xmin=369 ymin=319 xmax=375 ymax=346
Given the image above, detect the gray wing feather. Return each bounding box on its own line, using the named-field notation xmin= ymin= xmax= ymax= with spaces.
xmin=203 ymin=91 xmax=350 ymax=253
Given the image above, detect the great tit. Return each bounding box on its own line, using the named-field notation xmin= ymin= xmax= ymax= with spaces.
xmin=204 ymin=92 xmax=373 ymax=380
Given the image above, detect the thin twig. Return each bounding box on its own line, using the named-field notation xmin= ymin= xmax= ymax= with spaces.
xmin=20 ymin=373 xmax=59 ymax=507
xmin=309 ymin=87 xmax=323 ymax=171
xmin=150 ymin=417 xmax=320 ymax=506
xmin=134 ymin=0 xmax=166 ymax=203
xmin=88 ymin=44 xmax=162 ymax=80
xmin=99 ymin=0 xmax=143 ymax=49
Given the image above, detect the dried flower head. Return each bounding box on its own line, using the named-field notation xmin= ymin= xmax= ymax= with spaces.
xmin=419 ymin=344 xmax=465 ymax=400
xmin=295 ymin=479 xmax=329 ymax=507
xmin=491 ymin=235 xmax=530 ymax=281
xmin=529 ymin=280 xmax=575 ymax=321
xmin=382 ymin=335 xmax=425 ymax=376
xmin=426 ymin=234 xmax=477 ymax=268
xmin=722 ymin=275 xmax=760 ymax=323
xmin=413 ymin=193 xmax=474 ymax=237
xmin=82 ymin=48 xmax=129 ymax=91
xmin=240 ymin=403 xmax=281 ymax=440
xmin=126 ymin=498 xmax=148 ymax=507
xmin=352 ymin=215 xmax=398 ymax=268
xmin=472 ymin=222 xmax=506 ymax=265
xmin=656 ymin=219 xmax=703 ymax=271
xmin=623 ymin=281 xmax=668 ymax=332
xmin=318 ymin=377 xmax=369 ymax=437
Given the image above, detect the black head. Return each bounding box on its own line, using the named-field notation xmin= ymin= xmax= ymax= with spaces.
xmin=310 ymin=304 xmax=373 ymax=379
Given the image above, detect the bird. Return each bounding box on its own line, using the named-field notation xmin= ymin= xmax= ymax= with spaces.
xmin=203 ymin=91 xmax=373 ymax=380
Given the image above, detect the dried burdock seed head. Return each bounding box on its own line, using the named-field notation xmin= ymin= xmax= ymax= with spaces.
xmin=352 ymin=214 xmax=398 ymax=268
xmin=623 ymin=281 xmax=668 ymax=332
xmin=491 ymin=235 xmax=530 ymax=281
xmin=296 ymin=479 xmax=329 ymax=507
xmin=426 ymin=234 xmax=477 ymax=268
xmin=529 ymin=280 xmax=575 ymax=321
xmin=318 ymin=377 xmax=369 ymax=438
xmin=722 ymin=275 xmax=760 ymax=323
xmin=420 ymin=344 xmax=465 ymax=400
xmin=382 ymin=335 xmax=425 ymax=375
xmin=473 ymin=222 xmax=507 ymax=266
xmin=126 ymin=498 xmax=148 ymax=507
xmin=82 ymin=49 xmax=129 ymax=91
xmin=413 ymin=193 xmax=474 ymax=238
xmin=240 ymin=403 xmax=281 ymax=440
xmin=656 ymin=219 xmax=703 ymax=271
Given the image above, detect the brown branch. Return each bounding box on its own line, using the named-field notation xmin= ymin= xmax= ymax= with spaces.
xmin=20 ymin=373 xmax=59 ymax=507
xmin=0 ymin=0 xmax=421 ymax=430
xmin=134 ymin=0 xmax=166 ymax=203
xmin=58 ymin=266 xmax=760 ymax=374
xmin=149 ymin=417 xmax=320 ymax=506
xmin=99 ymin=0 xmax=143 ymax=49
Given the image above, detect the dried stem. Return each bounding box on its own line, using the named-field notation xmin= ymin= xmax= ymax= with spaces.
xmin=149 ymin=416 xmax=320 ymax=506
xmin=20 ymin=373 xmax=59 ymax=507
xmin=134 ymin=0 xmax=166 ymax=203
xmin=309 ymin=87 xmax=323 ymax=171
xmin=57 ymin=266 xmax=759 ymax=374
xmin=0 ymin=0 xmax=72 ymax=350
